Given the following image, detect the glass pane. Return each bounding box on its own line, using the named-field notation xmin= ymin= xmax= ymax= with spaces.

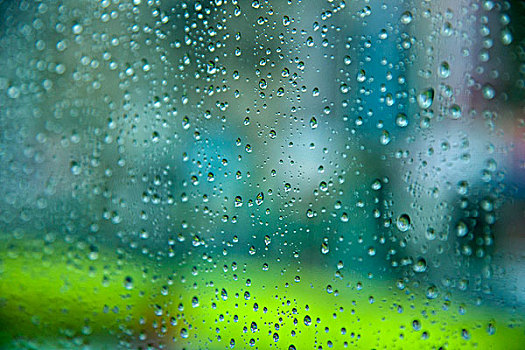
xmin=0 ymin=0 xmax=524 ymax=348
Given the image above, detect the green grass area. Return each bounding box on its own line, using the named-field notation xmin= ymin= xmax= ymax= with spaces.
xmin=0 ymin=237 xmax=523 ymax=349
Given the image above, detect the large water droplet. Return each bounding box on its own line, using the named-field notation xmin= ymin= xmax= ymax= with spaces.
xmin=400 ymin=11 xmax=413 ymax=24
xmin=396 ymin=214 xmax=411 ymax=232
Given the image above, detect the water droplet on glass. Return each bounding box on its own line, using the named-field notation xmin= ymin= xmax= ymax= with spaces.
xmin=413 ymin=258 xmax=427 ymax=273
xmin=417 ymin=88 xmax=434 ymax=109
xmin=310 ymin=117 xmax=318 ymax=129
xmin=371 ymin=179 xmax=382 ymax=191
xmin=396 ymin=113 xmax=408 ymax=127
xmin=192 ymin=296 xmax=199 ymax=307
xmin=438 ymin=61 xmax=450 ymax=78
xmin=367 ymin=247 xmax=376 ymax=256
xmin=396 ymin=214 xmax=411 ymax=232
xmin=70 ymin=161 xmax=81 ymax=175
xmin=501 ymin=27 xmax=513 ymax=45
xmin=400 ymin=11 xmax=413 ymax=24
xmin=321 ymin=241 xmax=330 ymax=254
xmin=482 ymin=84 xmax=495 ymax=100
xmin=456 ymin=220 xmax=469 ymax=237
xmin=304 ymin=315 xmax=312 ymax=326
xmin=450 ymin=104 xmax=462 ymax=119
xmin=7 ymin=86 xmax=20 ymax=99
xmin=124 ymin=276 xmax=133 ymax=290
xmin=426 ymin=285 xmax=439 ymax=299
xmin=487 ymin=323 xmax=496 ymax=335
xmin=180 ymin=328 xmax=189 ymax=339
xmin=357 ymin=70 xmax=366 ymax=83
xmin=380 ymin=130 xmax=391 ymax=145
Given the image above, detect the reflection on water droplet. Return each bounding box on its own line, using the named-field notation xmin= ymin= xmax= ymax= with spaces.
xmin=456 ymin=220 xmax=469 ymax=237
xmin=7 ymin=86 xmax=20 ymax=99
xmin=321 ymin=241 xmax=329 ymax=254
xmin=450 ymin=104 xmax=462 ymax=119
xmin=357 ymin=70 xmax=366 ymax=83
xmin=70 ymin=161 xmax=81 ymax=175
xmin=124 ymin=276 xmax=133 ymax=290
xmin=441 ymin=21 xmax=453 ymax=37
xmin=400 ymin=11 xmax=413 ymax=24
xmin=371 ymin=179 xmax=382 ymax=190
xmin=501 ymin=27 xmax=512 ymax=45
xmin=413 ymin=258 xmax=427 ymax=273
xmin=417 ymin=88 xmax=434 ymax=109
xmin=310 ymin=117 xmax=318 ymax=129
xmin=487 ymin=323 xmax=496 ymax=335
xmin=367 ymin=247 xmax=376 ymax=256
xmin=304 ymin=315 xmax=312 ymax=326
xmin=438 ymin=61 xmax=450 ymax=78
xmin=396 ymin=113 xmax=408 ymax=127
xmin=380 ymin=130 xmax=391 ymax=145
xmin=396 ymin=214 xmax=411 ymax=232
xmin=426 ymin=285 xmax=439 ymax=299
xmin=482 ymin=84 xmax=495 ymax=100
xmin=192 ymin=296 xmax=199 ymax=307
xmin=180 ymin=328 xmax=189 ymax=339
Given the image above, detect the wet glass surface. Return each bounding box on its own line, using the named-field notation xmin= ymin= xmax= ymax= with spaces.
xmin=0 ymin=0 xmax=524 ymax=348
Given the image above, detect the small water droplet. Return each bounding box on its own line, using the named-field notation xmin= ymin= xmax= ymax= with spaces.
xmin=417 ymin=88 xmax=434 ymax=109
xmin=450 ymin=104 xmax=462 ymax=119
xmin=456 ymin=220 xmax=469 ymax=237
xmin=482 ymin=84 xmax=495 ymax=100
xmin=501 ymin=27 xmax=513 ymax=45
xmin=487 ymin=323 xmax=496 ymax=335
xmin=70 ymin=161 xmax=81 ymax=175
xmin=380 ymin=130 xmax=391 ymax=145
xmin=371 ymin=179 xmax=382 ymax=190
xmin=426 ymin=285 xmax=439 ymax=299
xmin=438 ymin=61 xmax=450 ymax=78
xmin=321 ymin=241 xmax=329 ymax=254
xmin=413 ymin=258 xmax=427 ymax=273
xmin=357 ymin=70 xmax=366 ymax=83
xmin=310 ymin=117 xmax=318 ymax=129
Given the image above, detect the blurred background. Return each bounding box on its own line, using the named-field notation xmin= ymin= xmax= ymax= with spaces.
xmin=0 ymin=0 xmax=524 ymax=348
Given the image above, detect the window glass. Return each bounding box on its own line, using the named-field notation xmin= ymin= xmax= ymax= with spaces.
xmin=0 ymin=0 xmax=524 ymax=348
